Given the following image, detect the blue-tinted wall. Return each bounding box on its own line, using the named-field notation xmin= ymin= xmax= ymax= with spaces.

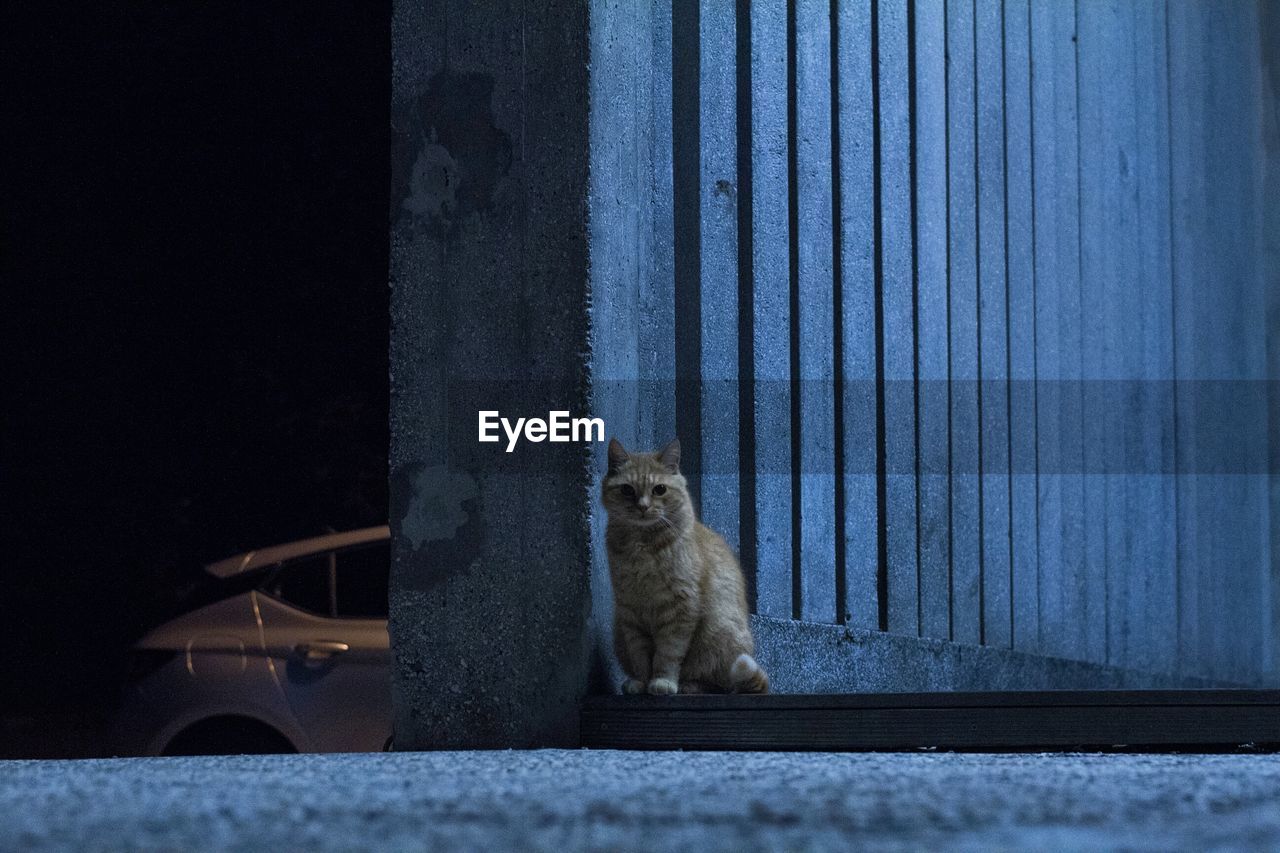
xmin=591 ymin=0 xmax=1279 ymax=686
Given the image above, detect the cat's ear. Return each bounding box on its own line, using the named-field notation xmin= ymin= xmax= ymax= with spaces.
xmin=607 ymin=437 xmax=629 ymax=473
xmin=657 ymin=438 xmax=681 ymax=473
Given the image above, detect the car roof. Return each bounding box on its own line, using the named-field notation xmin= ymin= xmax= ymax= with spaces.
xmin=203 ymin=525 xmax=390 ymax=578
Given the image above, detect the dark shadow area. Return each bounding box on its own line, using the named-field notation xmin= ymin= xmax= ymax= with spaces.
xmin=0 ymin=2 xmax=390 ymax=756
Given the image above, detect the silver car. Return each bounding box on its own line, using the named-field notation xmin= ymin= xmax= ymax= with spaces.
xmin=112 ymin=527 xmax=392 ymax=755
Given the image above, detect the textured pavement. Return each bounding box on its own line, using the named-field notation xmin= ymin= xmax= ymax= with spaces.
xmin=2 ymin=750 xmax=1279 ymax=851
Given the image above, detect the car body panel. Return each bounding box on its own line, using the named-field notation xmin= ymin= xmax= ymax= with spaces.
xmin=112 ymin=527 xmax=392 ymax=756
xmin=112 ymin=593 xmax=303 ymax=755
xmin=255 ymin=592 xmax=391 ymax=753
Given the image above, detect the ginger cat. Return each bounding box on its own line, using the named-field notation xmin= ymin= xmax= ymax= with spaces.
xmin=601 ymin=437 xmax=769 ymax=695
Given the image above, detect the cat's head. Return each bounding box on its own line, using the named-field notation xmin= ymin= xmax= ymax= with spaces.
xmin=600 ymin=437 xmax=691 ymax=530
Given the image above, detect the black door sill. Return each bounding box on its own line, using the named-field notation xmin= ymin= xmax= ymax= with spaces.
xmin=580 ymin=690 xmax=1280 ymax=752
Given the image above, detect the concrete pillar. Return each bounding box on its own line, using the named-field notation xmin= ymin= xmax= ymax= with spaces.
xmin=389 ymin=0 xmax=593 ymax=748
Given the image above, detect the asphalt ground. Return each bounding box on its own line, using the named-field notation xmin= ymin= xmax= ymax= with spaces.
xmin=2 ymin=749 xmax=1278 ymax=851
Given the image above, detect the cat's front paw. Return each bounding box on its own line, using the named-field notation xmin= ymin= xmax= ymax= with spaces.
xmin=622 ymin=678 xmax=646 ymax=695
xmin=647 ymin=677 xmax=678 ymax=695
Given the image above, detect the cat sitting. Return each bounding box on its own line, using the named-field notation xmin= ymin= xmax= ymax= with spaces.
xmin=601 ymin=437 xmax=769 ymax=695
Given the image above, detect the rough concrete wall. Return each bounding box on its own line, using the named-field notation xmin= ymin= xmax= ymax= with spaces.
xmin=586 ymin=0 xmax=675 ymax=695
xmin=1263 ymin=0 xmax=1280 ymax=682
xmin=388 ymin=0 xmax=1278 ymax=735
xmin=684 ymin=0 xmax=1276 ymax=687
xmin=389 ymin=0 xmax=593 ymax=748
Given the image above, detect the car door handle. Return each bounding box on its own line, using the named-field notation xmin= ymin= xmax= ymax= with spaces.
xmin=294 ymin=640 xmax=350 ymax=662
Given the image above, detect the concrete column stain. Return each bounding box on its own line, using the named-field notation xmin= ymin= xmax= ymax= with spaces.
xmin=398 ymin=71 xmax=513 ymax=235
xmin=401 ymin=464 xmax=479 ymax=550
xmin=395 ymin=464 xmax=485 ymax=595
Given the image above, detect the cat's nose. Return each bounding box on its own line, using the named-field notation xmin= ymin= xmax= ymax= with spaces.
xmin=637 ymin=497 xmax=651 ymax=510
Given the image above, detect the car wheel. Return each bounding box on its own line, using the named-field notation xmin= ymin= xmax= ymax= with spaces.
xmin=161 ymin=716 xmax=297 ymax=756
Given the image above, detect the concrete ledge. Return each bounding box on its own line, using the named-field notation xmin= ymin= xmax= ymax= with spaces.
xmin=582 ymin=690 xmax=1280 ymax=751
xmin=3 ymin=751 xmax=1280 ymax=850
xmin=752 ymin=615 xmax=1227 ymax=693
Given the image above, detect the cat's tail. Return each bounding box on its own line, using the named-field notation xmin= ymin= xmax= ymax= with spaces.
xmin=729 ymin=653 xmax=770 ymax=694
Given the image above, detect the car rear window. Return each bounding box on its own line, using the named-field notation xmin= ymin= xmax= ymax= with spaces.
xmin=262 ymin=554 xmax=334 ymax=616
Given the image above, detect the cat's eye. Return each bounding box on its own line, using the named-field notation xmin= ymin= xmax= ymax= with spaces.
xmin=620 ymin=484 xmax=636 ymax=498
xmin=652 ymin=485 xmax=667 ymax=496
